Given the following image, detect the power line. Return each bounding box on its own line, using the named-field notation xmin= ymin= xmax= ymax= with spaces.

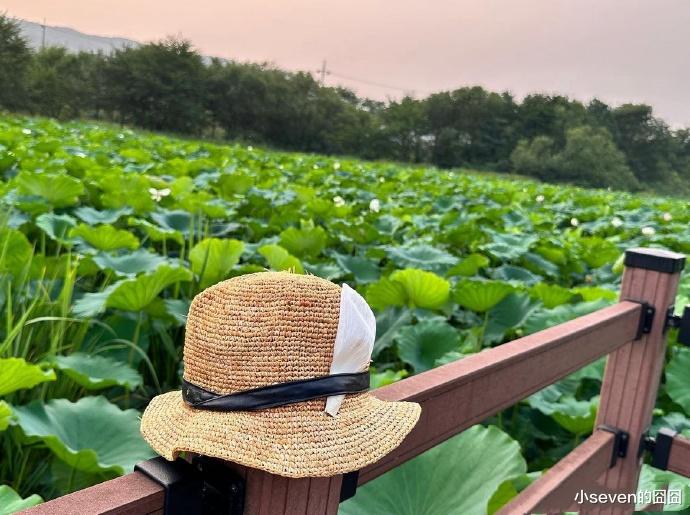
xmin=327 ymin=70 xmax=434 ymax=96
xmin=314 ymin=60 xmax=431 ymax=96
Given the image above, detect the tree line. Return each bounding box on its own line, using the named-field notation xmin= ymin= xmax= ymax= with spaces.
xmin=2 ymin=15 xmax=690 ymax=194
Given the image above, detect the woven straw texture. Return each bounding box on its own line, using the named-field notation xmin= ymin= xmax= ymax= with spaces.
xmin=141 ymin=271 xmax=421 ymax=478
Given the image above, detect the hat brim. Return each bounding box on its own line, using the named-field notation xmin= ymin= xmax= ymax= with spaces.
xmin=140 ymin=391 xmax=421 ymax=478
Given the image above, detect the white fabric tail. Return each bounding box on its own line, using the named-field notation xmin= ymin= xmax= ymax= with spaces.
xmin=325 ymin=284 xmax=376 ymax=416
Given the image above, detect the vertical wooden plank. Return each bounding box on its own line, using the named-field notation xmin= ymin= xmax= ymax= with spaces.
xmin=243 ymin=469 xmax=342 ymax=515
xmin=594 ymin=248 xmax=685 ymax=514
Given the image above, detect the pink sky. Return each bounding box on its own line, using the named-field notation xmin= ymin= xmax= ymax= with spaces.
xmin=3 ymin=0 xmax=690 ymax=126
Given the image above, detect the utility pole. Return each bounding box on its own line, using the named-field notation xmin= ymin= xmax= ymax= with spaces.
xmin=319 ymin=60 xmax=328 ymax=85
xmin=41 ymin=18 xmax=46 ymax=49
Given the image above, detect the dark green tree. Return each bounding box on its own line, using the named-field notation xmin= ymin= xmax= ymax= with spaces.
xmin=26 ymin=48 xmax=104 ymax=119
xmin=0 ymin=14 xmax=31 ymax=110
xmin=104 ymin=38 xmax=207 ymax=133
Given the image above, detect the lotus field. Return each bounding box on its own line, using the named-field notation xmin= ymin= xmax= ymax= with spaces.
xmin=2 ymin=115 xmax=690 ymax=513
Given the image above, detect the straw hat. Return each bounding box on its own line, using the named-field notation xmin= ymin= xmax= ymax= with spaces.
xmin=140 ymin=271 xmax=421 ymax=478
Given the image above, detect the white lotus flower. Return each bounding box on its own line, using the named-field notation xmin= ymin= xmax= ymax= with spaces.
xmin=333 ymin=162 xmax=341 ymax=170
xmin=663 ymin=212 xmax=673 ymax=222
xmin=379 ymin=177 xmax=386 ymax=183
xmin=611 ymin=217 xmax=623 ymax=228
xmin=570 ymin=217 xmax=579 ymax=227
xmin=148 ymin=188 xmax=171 ymax=202
xmin=333 ymin=196 xmax=345 ymax=207
xmin=641 ymin=226 xmax=656 ymax=236
xmin=246 ymin=145 xmax=253 ymax=151
xmin=536 ymin=195 xmax=545 ymax=203
xmin=369 ymin=198 xmax=381 ymax=213
xmin=313 ymin=164 xmax=319 ymax=169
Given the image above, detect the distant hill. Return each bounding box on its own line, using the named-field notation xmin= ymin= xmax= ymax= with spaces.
xmin=18 ymin=19 xmax=139 ymax=54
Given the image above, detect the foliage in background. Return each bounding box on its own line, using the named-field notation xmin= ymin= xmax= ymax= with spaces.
xmin=2 ymin=114 xmax=690 ymax=511
xmin=2 ymin=15 xmax=690 ymax=195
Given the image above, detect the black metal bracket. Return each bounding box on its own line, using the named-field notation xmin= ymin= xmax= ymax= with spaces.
xmin=641 ymin=427 xmax=678 ymax=471
xmin=597 ymin=425 xmax=630 ymax=468
xmin=135 ymin=456 xmax=245 ymax=515
xmin=624 ymin=248 xmax=686 ymax=274
xmin=340 ymin=470 xmax=359 ymax=502
xmin=628 ymin=301 xmax=656 ymax=340
xmin=665 ymin=305 xmax=690 ymax=346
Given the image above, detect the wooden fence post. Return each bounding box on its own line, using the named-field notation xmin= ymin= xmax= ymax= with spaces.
xmin=594 ymin=247 xmax=685 ymax=513
xmin=241 ymin=469 xmax=343 ymax=515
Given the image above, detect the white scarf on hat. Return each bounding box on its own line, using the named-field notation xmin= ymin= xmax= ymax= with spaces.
xmin=325 ymin=284 xmax=376 ymax=416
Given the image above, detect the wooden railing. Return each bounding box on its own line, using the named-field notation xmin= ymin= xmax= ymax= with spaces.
xmin=23 ymin=248 xmax=690 ymax=515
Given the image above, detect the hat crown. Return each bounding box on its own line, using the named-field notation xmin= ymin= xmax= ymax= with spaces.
xmin=182 ymin=272 xmax=342 ymax=394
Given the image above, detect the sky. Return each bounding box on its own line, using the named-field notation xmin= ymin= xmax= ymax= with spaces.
xmin=3 ymin=0 xmax=690 ymax=126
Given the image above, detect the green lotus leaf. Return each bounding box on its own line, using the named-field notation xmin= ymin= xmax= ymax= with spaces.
xmin=373 ymin=307 xmax=412 ymax=358
xmin=579 ymin=237 xmax=620 ymax=268
xmin=370 ymin=369 xmax=408 ymax=389
xmin=366 ymin=278 xmax=407 ymax=311
xmin=106 ymin=265 xmax=193 ymax=311
xmin=636 ymin=465 xmax=690 ymax=511
xmin=72 ymin=287 xmax=117 ymax=318
xmin=492 ymin=265 xmax=542 ymax=285
xmin=0 ymin=227 xmax=33 ymax=277
xmin=11 ymin=396 xmax=154 ymax=474
xmin=434 ymin=350 xmax=467 ymax=367
xmin=530 ymin=283 xmax=574 ymax=309
xmin=303 ymin=261 xmax=344 ymax=280
xmin=35 ymin=213 xmax=77 ymax=244
xmin=334 ymin=253 xmax=380 ymax=283
xmin=0 ymin=358 xmax=56 ymax=396
xmin=666 ymin=348 xmax=690 ymax=416
xmin=164 ymin=298 xmax=190 ymax=325
xmin=279 ymin=221 xmax=327 ymax=259
xmin=481 ymin=232 xmax=538 ymax=261
xmin=571 ymin=286 xmax=618 ymax=302
xmin=74 ymin=206 xmax=133 ymax=225
xmin=340 ymin=425 xmax=526 ymax=515
xmin=54 ymin=353 xmax=143 ymax=390
xmin=386 ymin=243 xmax=458 ymax=274
xmin=215 ymin=171 xmax=253 ymax=197
xmin=92 ymin=249 xmax=170 ymax=277
xmin=0 ymin=401 xmax=11 ymax=431
xmin=73 ymin=265 xmax=192 ymax=316
xmin=527 ymin=372 xmax=599 ymax=434
xmin=447 ymin=253 xmax=490 ymax=277
xmin=522 ymin=251 xmax=560 ymax=277
xmin=650 ymin=412 xmax=690 ymax=436
xmin=0 ymin=485 xmax=42 ymax=514
xmin=189 ymin=238 xmax=244 ymax=288
xmin=524 ymin=299 xmax=610 ymax=334
xmin=396 ymin=320 xmax=460 ymax=373
xmin=258 ymin=244 xmax=303 ymax=273
xmin=390 ymin=268 xmax=451 ymax=310
xmin=551 ymin=396 xmax=599 ymax=435
xmin=71 ymin=224 xmax=140 ymax=251
xmin=150 ymin=209 xmax=194 ymax=235
xmin=15 ymin=171 xmax=84 ymax=207
xmin=487 ymin=473 xmax=540 ymax=514
xmin=128 ymin=217 xmax=184 ymax=244
xmin=455 ymin=280 xmax=515 ymax=312
xmin=485 ymin=293 xmax=539 ymax=344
